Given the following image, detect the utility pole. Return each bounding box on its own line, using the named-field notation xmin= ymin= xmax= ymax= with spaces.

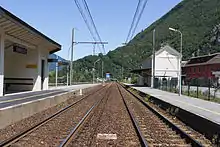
xmin=102 ymin=60 xmax=104 ymax=83
xmin=66 ymin=65 xmax=69 ymax=86
xmin=169 ymin=27 xmax=183 ymax=96
xmin=70 ymin=28 xmax=74 ymax=85
xmin=151 ymin=29 xmax=156 ymax=88
xmin=93 ymin=44 xmax=96 ymax=56
xmin=121 ymin=66 xmax=124 ymax=81
xmin=55 ymin=55 xmax=58 ymax=87
xmin=93 ymin=59 xmax=100 ymax=84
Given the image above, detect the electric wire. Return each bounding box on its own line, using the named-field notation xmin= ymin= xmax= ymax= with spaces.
xmin=125 ymin=0 xmax=148 ymax=43
xmin=125 ymin=0 xmax=141 ymax=43
xmin=74 ymin=0 xmax=97 ymax=43
xmin=130 ymin=0 xmax=149 ymax=40
xmin=82 ymin=0 xmax=105 ymax=54
xmin=74 ymin=0 xmax=105 ymax=54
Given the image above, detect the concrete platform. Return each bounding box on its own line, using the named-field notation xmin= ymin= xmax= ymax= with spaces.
xmin=0 ymin=84 xmax=98 ymax=129
xmin=0 ymin=84 xmax=98 ymax=109
xmin=131 ymin=86 xmax=220 ymax=125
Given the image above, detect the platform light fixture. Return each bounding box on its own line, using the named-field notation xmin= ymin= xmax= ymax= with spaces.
xmin=93 ymin=59 xmax=101 ymax=84
xmin=169 ymin=27 xmax=183 ymax=96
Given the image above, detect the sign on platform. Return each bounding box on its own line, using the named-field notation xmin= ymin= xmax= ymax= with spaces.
xmin=13 ymin=45 xmax=27 ymax=54
xmin=26 ymin=64 xmax=37 ymax=68
xmin=106 ymin=72 xmax=110 ymax=79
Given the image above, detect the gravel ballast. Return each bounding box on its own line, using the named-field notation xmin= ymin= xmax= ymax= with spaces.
xmin=0 ymin=85 xmax=102 ymax=142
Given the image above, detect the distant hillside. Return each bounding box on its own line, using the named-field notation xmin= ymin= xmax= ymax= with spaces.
xmin=67 ymin=0 xmax=220 ymax=82
xmin=49 ymin=54 xmax=66 ymax=71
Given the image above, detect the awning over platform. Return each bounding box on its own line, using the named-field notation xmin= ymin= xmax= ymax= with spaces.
xmin=131 ymin=68 xmax=151 ymax=74
xmin=0 ymin=6 xmax=61 ymax=54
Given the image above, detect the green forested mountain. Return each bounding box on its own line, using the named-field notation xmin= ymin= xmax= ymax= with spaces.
xmin=67 ymin=0 xmax=220 ymax=82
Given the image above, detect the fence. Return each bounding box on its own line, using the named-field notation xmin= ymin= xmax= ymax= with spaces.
xmin=153 ymin=76 xmax=220 ymax=103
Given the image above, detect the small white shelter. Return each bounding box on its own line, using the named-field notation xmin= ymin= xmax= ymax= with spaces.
xmin=132 ymin=45 xmax=180 ymax=87
xmin=0 ymin=7 xmax=61 ymax=95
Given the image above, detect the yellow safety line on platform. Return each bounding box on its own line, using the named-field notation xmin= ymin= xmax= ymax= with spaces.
xmin=0 ymin=91 xmax=60 ymax=104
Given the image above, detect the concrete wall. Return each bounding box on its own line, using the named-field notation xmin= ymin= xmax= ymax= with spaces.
xmin=0 ymin=90 xmax=79 ymax=129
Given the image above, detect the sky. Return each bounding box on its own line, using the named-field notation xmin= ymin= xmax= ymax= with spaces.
xmin=0 ymin=0 xmax=182 ymax=60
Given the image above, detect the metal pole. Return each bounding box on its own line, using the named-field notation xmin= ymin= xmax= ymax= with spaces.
xmin=66 ymin=65 xmax=69 ymax=86
xmin=102 ymin=61 xmax=104 ymax=83
xmin=93 ymin=59 xmax=100 ymax=84
xmin=93 ymin=44 xmax=95 ymax=56
xmin=93 ymin=62 xmax=95 ymax=84
xmin=55 ymin=56 xmax=58 ymax=87
xmin=122 ymin=67 xmax=124 ymax=81
xmin=121 ymin=66 xmax=123 ymax=80
xmin=70 ymin=28 xmax=74 ymax=85
xmin=152 ymin=29 xmax=156 ymax=88
xmin=179 ymin=31 xmax=182 ymax=96
xmin=93 ymin=68 xmax=94 ymax=84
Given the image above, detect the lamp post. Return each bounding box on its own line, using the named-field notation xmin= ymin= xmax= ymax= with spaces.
xmin=93 ymin=59 xmax=100 ymax=84
xmin=169 ymin=27 xmax=183 ymax=96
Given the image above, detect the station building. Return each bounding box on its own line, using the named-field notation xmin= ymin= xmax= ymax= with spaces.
xmin=0 ymin=7 xmax=61 ymax=96
xmin=132 ymin=45 xmax=180 ymax=88
xmin=182 ymin=53 xmax=220 ymax=86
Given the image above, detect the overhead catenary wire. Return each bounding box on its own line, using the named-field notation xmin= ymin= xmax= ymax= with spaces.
xmin=125 ymin=0 xmax=141 ymax=44
xmin=125 ymin=0 xmax=149 ymax=43
xmin=130 ymin=0 xmax=149 ymax=40
xmin=82 ymin=0 xmax=105 ymax=54
xmin=74 ymin=0 xmax=105 ymax=54
xmin=74 ymin=0 xmax=97 ymax=43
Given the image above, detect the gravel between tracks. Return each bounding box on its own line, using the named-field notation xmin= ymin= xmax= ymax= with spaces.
xmin=129 ymin=87 xmax=213 ymax=146
xmin=119 ymin=85 xmax=192 ymax=147
xmin=69 ymin=83 xmax=141 ymax=147
xmin=0 ymin=85 xmax=102 ymax=142
xmin=7 ymin=84 xmax=107 ymax=147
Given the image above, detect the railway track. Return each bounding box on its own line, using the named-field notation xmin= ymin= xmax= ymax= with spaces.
xmin=59 ymin=83 xmax=112 ymax=147
xmin=0 ymin=82 xmax=213 ymax=146
xmin=0 ymin=84 xmax=110 ymax=147
xmin=60 ymin=83 xmax=140 ymax=147
xmin=117 ymin=83 xmax=213 ymax=147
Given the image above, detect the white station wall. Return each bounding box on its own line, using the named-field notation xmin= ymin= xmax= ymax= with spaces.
xmin=4 ymin=47 xmax=49 ymax=91
xmin=155 ymin=50 xmax=179 ymax=78
xmin=5 ymin=47 xmax=37 ymax=77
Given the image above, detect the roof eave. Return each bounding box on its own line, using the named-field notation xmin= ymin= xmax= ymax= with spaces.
xmin=49 ymin=48 xmax=61 ymax=54
xmin=0 ymin=6 xmax=61 ymax=49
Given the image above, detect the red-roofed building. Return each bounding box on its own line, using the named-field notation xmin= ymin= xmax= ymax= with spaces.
xmin=182 ymin=53 xmax=220 ymax=86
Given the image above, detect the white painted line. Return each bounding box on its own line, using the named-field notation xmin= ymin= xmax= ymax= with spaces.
xmin=0 ymin=91 xmax=60 ymax=104
xmin=0 ymin=91 xmax=70 ymax=111
xmin=170 ymin=98 xmax=220 ymax=115
xmin=97 ymin=133 xmax=117 ymax=140
xmin=21 ymin=101 xmax=33 ymax=105
xmin=0 ymin=105 xmax=15 ymax=110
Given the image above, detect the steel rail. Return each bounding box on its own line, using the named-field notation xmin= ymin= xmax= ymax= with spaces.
xmin=0 ymin=85 xmax=107 ymax=147
xmin=59 ymin=83 xmax=112 ymax=147
xmin=116 ymin=84 xmax=148 ymax=147
xmin=119 ymin=83 xmax=204 ymax=147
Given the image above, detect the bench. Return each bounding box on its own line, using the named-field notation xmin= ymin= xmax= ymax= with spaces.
xmin=4 ymin=78 xmax=34 ymax=92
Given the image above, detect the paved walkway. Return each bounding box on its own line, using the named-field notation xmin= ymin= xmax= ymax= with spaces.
xmin=131 ymin=86 xmax=220 ymax=125
xmin=0 ymin=84 xmax=98 ymax=109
